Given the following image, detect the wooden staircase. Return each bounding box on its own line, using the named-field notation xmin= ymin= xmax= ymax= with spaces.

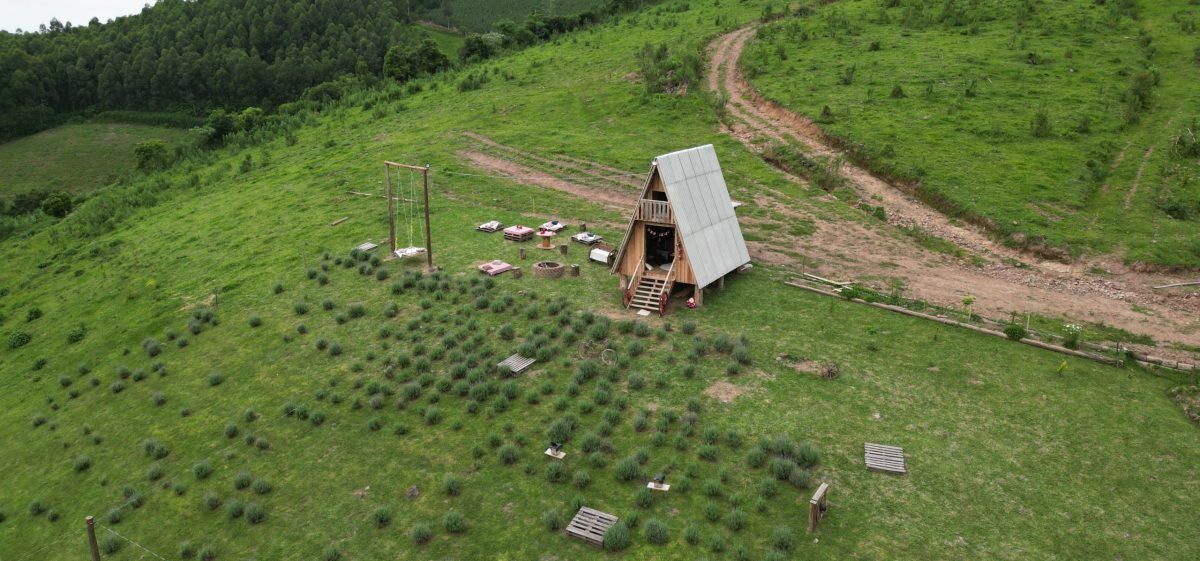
xmin=628 ymin=275 xmax=671 ymax=313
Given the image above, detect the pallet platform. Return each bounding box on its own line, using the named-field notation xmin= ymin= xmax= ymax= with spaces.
xmin=565 ymin=507 xmax=618 ymax=548
xmin=864 ymin=443 xmax=907 ymax=474
xmin=496 ymin=354 xmax=536 ymax=374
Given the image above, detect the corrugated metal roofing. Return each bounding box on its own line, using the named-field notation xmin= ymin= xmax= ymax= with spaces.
xmin=655 ymin=145 xmax=750 ymax=288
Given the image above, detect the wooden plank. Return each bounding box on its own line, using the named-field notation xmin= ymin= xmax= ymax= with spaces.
xmin=1152 ymin=280 xmax=1200 ymax=289
xmin=330 ymin=217 xmax=349 ymax=226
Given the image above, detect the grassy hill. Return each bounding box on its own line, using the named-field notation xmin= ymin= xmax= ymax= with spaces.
xmin=0 ymin=123 xmax=189 ymax=197
xmin=745 ymin=0 xmax=1200 ymax=267
xmin=1 ymin=1 xmax=1198 ymax=560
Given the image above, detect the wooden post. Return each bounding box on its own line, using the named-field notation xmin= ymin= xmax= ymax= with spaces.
xmin=808 ymin=483 xmax=829 ymax=533
xmin=693 ymin=284 xmax=704 ymax=307
xmin=570 ymin=264 xmax=580 ymax=277
xmin=559 ymin=244 xmax=568 ymax=257
xmin=86 ymin=516 xmax=101 ymax=561
xmin=519 ymin=247 xmax=527 ymax=260
xmin=422 ymin=164 xmax=432 ymax=270
xmin=385 ymin=165 xmax=396 ymax=255
xmin=718 ymin=275 xmax=726 ymax=291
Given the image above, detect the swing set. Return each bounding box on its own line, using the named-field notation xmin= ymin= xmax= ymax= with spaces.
xmin=384 ymin=161 xmax=433 ymax=269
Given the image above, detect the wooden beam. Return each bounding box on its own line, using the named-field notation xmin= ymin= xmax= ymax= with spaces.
xmin=384 ymin=161 xmax=429 ymax=171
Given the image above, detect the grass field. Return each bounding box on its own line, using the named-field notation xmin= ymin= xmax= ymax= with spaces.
xmin=423 ymin=0 xmax=606 ymax=32
xmin=745 ymin=0 xmax=1200 ymax=267
xmin=0 ymin=123 xmax=189 ymax=198
xmin=1 ymin=1 xmax=1199 ymax=560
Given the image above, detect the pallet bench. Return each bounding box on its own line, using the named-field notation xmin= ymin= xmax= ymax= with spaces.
xmin=864 ymin=443 xmax=907 ymax=474
xmin=496 ymin=354 xmax=536 ymax=374
xmin=565 ymin=507 xmax=618 ymax=548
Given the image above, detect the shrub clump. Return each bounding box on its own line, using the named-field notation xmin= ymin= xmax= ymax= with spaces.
xmin=410 ymin=523 xmax=433 ymax=545
xmin=644 ymin=518 xmax=669 ymax=545
xmin=603 ymin=521 xmax=631 ymax=551
xmin=443 ymin=510 xmax=467 ymax=533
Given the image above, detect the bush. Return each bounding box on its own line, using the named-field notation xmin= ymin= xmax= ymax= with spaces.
xmin=724 ymin=509 xmax=747 ymax=531
xmin=441 ymin=475 xmax=462 ymax=496
xmin=544 ymin=461 xmax=567 ymax=483
xmin=443 ymin=510 xmax=467 ymax=533
xmin=771 ymin=526 xmax=793 ymax=550
xmin=796 ymin=441 xmax=820 ymax=468
xmin=788 ymin=467 xmax=812 ymax=489
xmin=234 ymin=472 xmax=252 ymax=490
xmin=603 ymin=521 xmax=631 ymax=551
xmin=644 ymin=518 xmax=669 ymax=545
xmin=193 ymin=461 xmax=213 ymax=480
xmin=226 ymin=500 xmax=244 ymax=519
xmin=147 ymin=464 xmax=164 ymax=481
xmin=635 ymin=487 xmax=653 ymax=508
xmin=613 ymin=457 xmax=641 ymax=481
xmin=197 ymin=545 xmax=217 ymax=561
xmin=372 ymin=507 xmax=392 ymax=528
xmin=248 ymin=315 xmax=263 ymax=328
xmin=410 ymin=523 xmax=433 ymax=545
xmin=542 ymin=508 xmax=564 ymax=531
xmin=1004 ymin=324 xmax=1028 ymax=341
xmin=9 ymin=331 xmax=31 ymax=348
xmin=207 ymin=372 xmax=224 ymax=386
xmin=252 ymin=478 xmax=272 ymax=494
xmin=101 ymin=535 xmax=122 ymax=554
xmin=321 ymin=546 xmax=341 ymax=561
xmin=244 ymin=502 xmax=265 ymax=524
xmin=498 ymin=444 xmax=520 ymax=465
xmin=203 ymin=492 xmax=221 ymax=510
xmin=73 ymin=455 xmax=91 ymax=472
xmin=769 ymin=457 xmax=796 ymax=480
xmin=66 ymin=325 xmax=87 ymax=344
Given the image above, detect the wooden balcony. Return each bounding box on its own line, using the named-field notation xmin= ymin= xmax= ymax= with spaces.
xmin=636 ymin=199 xmax=674 ymax=224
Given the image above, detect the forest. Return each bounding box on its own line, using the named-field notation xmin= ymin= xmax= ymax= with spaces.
xmin=0 ymin=0 xmax=637 ymax=142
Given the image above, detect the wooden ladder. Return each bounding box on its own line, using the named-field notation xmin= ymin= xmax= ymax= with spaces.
xmin=629 ymin=275 xmax=672 ymax=314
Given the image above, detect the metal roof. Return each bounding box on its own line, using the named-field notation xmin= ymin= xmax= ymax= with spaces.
xmin=655 ymin=145 xmax=750 ymax=288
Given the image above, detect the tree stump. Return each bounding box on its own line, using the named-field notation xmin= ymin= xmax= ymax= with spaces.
xmin=519 ymin=247 xmax=526 ymax=260
xmin=513 ymin=267 xmax=523 ymax=279
xmin=570 ymin=264 xmax=580 ymax=277
xmin=559 ymin=244 xmax=569 ymax=256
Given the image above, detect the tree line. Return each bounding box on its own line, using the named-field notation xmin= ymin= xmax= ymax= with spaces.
xmin=0 ymin=0 xmax=649 ymax=142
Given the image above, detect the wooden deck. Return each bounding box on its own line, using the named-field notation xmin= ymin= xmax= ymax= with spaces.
xmin=496 ymin=354 xmax=536 ymax=374
xmin=565 ymin=507 xmax=618 ymax=548
xmin=864 ymin=443 xmax=907 ymax=474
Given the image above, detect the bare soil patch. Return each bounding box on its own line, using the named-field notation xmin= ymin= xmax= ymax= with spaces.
xmin=704 ymin=380 xmax=748 ymax=403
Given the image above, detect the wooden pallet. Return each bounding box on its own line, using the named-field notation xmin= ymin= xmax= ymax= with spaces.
xmin=864 ymin=443 xmax=907 ymax=474
xmin=565 ymin=507 xmax=618 ymax=548
xmin=504 ymin=231 xmax=534 ymax=242
xmin=496 ymin=354 xmax=536 ymax=374
xmin=808 ymin=482 xmax=829 ymax=532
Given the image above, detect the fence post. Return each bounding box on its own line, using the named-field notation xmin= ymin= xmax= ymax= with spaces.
xmin=86 ymin=516 xmax=101 ymax=561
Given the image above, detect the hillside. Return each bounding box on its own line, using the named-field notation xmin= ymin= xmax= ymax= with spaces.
xmin=0 ymin=122 xmax=189 ymax=197
xmin=743 ymin=0 xmax=1200 ymax=268
xmin=1 ymin=1 xmax=1199 ymax=560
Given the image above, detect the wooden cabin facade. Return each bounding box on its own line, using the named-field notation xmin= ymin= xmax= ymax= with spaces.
xmin=610 ymin=145 xmax=750 ymax=314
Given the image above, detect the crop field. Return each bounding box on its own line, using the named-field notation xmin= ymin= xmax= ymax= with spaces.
xmin=0 ymin=123 xmax=189 ymax=197
xmin=1 ymin=1 xmax=1199 ymax=560
xmin=744 ymin=0 xmax=1200 ymax=267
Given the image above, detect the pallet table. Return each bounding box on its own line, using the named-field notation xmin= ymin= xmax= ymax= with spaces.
xmin=566 ymin=507 xmax=618 ymax=548
xmin=864 ymin=443 xmax=907 ymax=474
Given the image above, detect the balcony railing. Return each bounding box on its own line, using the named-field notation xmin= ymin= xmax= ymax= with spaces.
xmin=636 ymin=199 xmax=674 ymax=224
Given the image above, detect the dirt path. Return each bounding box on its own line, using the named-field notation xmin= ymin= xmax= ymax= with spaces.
xmin=703 ymin=24 xmax=1200 ymax=347
xmin=1124 ymin=146 xmax=1154 ymax=210
xmin=460 ymin=129 xmax=1200 ymax=348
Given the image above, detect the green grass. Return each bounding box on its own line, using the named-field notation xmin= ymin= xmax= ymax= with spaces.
xmin=0 ymin=122 xmax=189 ymax=197
xmin=1 ymin=1 xmax=1198 ymax=560
xmin=746 ymin=0 xmax=1200 ymax=267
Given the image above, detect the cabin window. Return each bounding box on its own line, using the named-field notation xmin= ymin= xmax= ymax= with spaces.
xmin=645 ymin=225 xmax=675 ymax=267
xmin=650 ymin=191 xmax=667 ymax=202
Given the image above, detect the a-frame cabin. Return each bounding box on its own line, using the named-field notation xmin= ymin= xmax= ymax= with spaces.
xmin=610 ymin=145 xmax=751 ymax=314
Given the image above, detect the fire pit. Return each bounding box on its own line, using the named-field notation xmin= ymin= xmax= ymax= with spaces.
xmin=532 ymin=261 xmax=565 ymax=279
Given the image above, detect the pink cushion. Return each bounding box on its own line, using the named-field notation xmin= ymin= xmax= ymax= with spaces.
xmin=504 ymin=226 xmax=534 ymax=235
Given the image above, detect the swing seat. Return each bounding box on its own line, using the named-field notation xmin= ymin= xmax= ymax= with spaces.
xmin=395 ymin=247 xmax=426 ymax=259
